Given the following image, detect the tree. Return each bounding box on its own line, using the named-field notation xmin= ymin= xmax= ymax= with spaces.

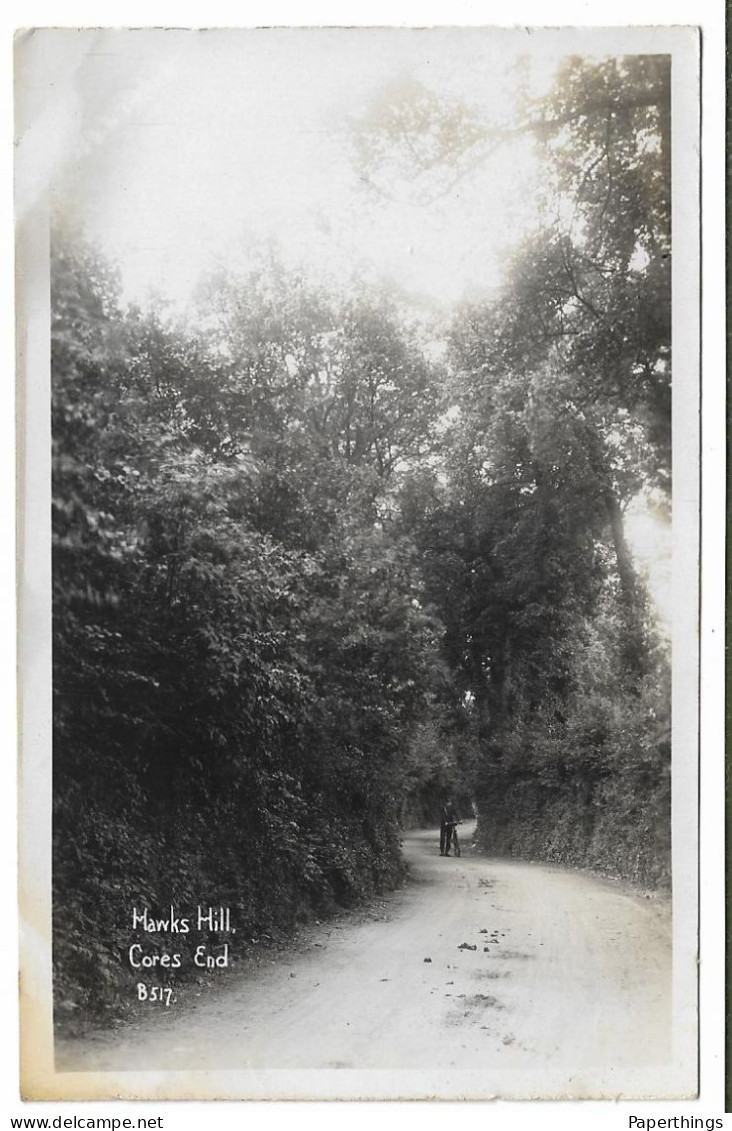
xmin=51 ymin=228 xmax=453 ymax=1024
xmin=372 ymin=56 xmax=672 ymax=883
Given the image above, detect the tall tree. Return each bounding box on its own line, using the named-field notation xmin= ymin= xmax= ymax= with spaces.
xmin=385 ymin=56 xmax=672 ymax=883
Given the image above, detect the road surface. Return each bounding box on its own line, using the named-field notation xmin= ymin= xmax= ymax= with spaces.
xmin=56 ymin=824 xmax=673 ymax=1084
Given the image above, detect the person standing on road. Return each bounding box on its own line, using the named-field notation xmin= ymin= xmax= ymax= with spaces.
xmin=440 ymin=798 xmax=459 ymax=856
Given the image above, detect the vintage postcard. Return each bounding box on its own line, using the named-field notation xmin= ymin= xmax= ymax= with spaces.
xmin=16 ymin=25 xmax=700 ymax=1101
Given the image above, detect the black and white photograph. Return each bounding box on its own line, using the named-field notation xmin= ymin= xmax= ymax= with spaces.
xmin=15 ymin=22 xmax=704 ymax=1104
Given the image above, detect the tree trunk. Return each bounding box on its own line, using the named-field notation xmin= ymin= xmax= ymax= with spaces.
xmin=603 ymin=488 xmax=638 ymax=612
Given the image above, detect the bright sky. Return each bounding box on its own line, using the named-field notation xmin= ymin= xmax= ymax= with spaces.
xmin=625 ymin=495 xmax=672 ymax=634
xmin=35 ymin=28 xmax=569 ymax=310
xmin=20 ymin=27 xmax=671 ymax=624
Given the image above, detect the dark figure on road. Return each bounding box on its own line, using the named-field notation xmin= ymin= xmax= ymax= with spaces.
xmin=440 ymin=799 xmax=460 ymax=856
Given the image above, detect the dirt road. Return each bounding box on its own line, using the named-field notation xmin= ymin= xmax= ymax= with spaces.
xmin=56 ymin=825 xmax=676 ymax=1094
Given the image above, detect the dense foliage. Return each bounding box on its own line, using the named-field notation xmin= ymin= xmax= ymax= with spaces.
xmin=52 ymin=56 xmax=672 ymax=1026
xmin=394 ymin=56 xmax=671 ymax=885
xmin=52 ymin=239 xmax=454 ymax=1022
